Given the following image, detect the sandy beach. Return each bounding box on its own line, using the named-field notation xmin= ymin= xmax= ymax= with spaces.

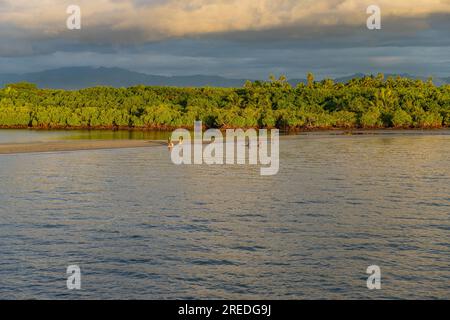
xmin=0 ymin=140 xmax=165 ymax=155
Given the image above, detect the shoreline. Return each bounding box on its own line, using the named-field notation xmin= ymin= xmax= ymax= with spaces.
xmin=1 ymin=128 xmax=450 ymax=155
xmin=0 ymin=140 xmax=165 ymax=155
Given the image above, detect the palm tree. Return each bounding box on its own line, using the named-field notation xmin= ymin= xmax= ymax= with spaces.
xmin=307 ymin=72 xmax=315 ymax=88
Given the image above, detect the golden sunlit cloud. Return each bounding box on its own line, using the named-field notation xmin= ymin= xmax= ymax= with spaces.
xmin=1 ymin=0 xmax=450 ymax=41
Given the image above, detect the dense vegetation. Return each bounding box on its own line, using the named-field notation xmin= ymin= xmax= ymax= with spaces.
xmin=1 ymin=74 xmax=449 ymax=130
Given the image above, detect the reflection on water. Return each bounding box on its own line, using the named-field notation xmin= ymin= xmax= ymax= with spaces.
xmin=0 ymin=129 xmax=172 ymax=143
xmin=61 ymin=130 xmax=172 ymax=141
xmin=0 ymin=130 xmax=449 ymax=299
xmin=1 ymin=128 xmax=450 ymax=144
xmin=0 ymin=129 xmax=74 ymax=143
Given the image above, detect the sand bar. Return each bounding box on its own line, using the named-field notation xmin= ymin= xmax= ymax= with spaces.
xmin=0 ymin=140 xmax=165 ymax=155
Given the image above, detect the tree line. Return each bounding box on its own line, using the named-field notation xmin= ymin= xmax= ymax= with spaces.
xmin=0 ymin=74 xmax=449 ymax=130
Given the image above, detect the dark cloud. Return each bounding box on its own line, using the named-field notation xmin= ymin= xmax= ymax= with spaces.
xmin=1 ymin=41 xmax=449 ymax=79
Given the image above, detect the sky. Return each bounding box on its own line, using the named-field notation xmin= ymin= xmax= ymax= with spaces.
xmin=0 ymin=0 xmax=449 ymax=79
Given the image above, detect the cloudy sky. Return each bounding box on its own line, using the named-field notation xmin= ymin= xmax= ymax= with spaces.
xmin=0 ymin=0 xmax=449 ymax=79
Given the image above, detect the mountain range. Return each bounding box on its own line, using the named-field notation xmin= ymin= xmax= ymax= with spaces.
xmin=0 ymin=67 xmax=448 ymax=90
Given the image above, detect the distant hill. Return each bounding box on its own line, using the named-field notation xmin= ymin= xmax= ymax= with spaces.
xmin=0 ymin=67 xmax=448 ymax=89
xmin=0 ymin=67 xmax=249 ymax=90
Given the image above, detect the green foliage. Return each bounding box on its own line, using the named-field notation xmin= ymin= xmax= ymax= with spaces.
xmin=6 ymin=82 xmax=37 ymax=90
xmin=0 ymin=105 xmax=32 ymax=126
xmin=360 ymin=107 xmax=383 ymax=128
xmin=332 ymin=111 xmax=358 ymax=128
xmin=391 ymin=109 xmax=413 ymax=128
xmin=0 ymin=74 xmax=449 ymax=130
xmin=415 ymin=111 xmax=443 ymax=128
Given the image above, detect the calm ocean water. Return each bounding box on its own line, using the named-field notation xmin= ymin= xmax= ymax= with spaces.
xmin=0 ymin=129 xmax=449 ymax=299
